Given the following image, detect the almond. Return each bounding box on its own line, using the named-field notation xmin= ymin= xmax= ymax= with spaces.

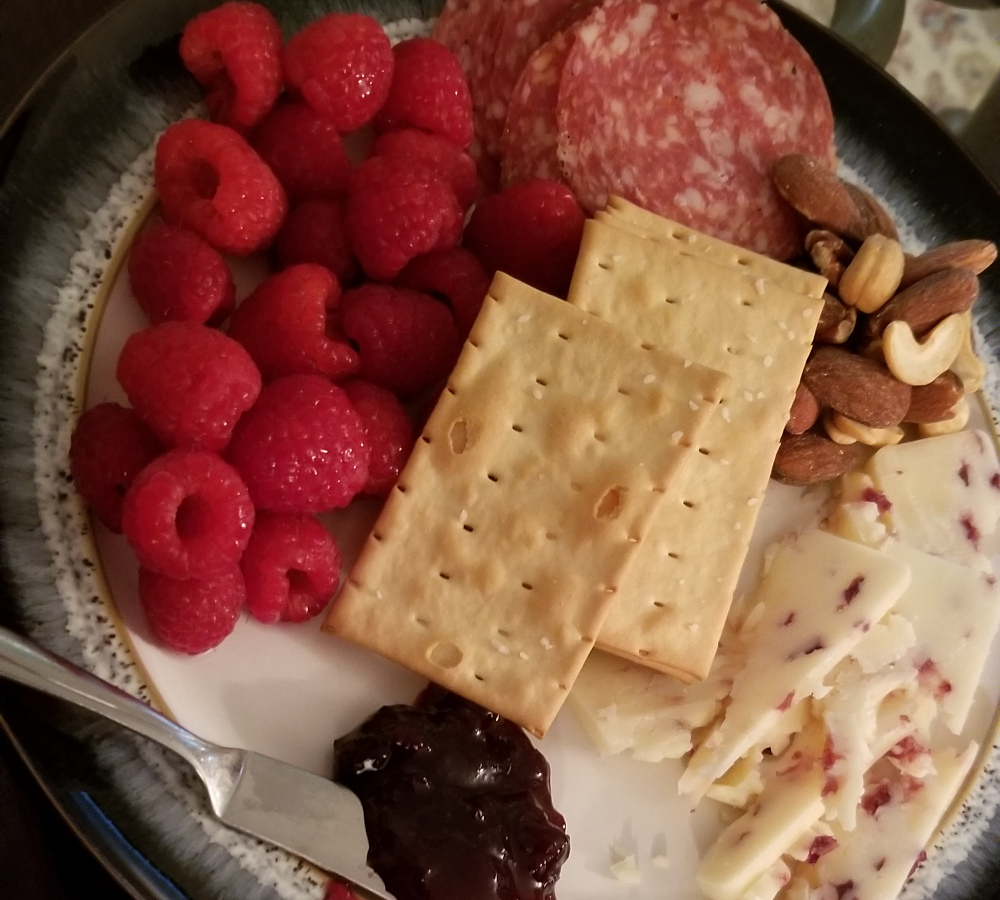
xmin=802 ymin=346 xmax=911 ymax=428
xmin=806 ymin=229 xmax=854 ymax=288
xmin=773 ymin=433 xmax=862 ymax=486
xmin=903 ymin=370 xmax=964 ymax=423
xmin=900 ymin=240 xmax=997 ymax=288
xmin=786 ymin=382 xmax=820 ymax=434
xmin=843 ymin=183 xmax=898 ymax=241
xmin=814 ymin=292 xmax=856 ymax=344
xmin=863 ymin=267 xmax=979 ymax=340
xmin=772 ymin=155 xmax=864 ymax=239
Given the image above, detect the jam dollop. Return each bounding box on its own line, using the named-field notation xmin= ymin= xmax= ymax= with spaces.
xmin=333 ymin=685 xmax=570 ymax=900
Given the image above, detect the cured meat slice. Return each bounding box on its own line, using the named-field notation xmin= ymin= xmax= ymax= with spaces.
xmin=555 ymin=0 xmax=837 ymax=260
xmin=500 ymin=28 xmax=576 ymax=186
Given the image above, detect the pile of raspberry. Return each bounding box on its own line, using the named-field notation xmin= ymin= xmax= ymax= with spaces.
xmin=70 ymin=1 xmax=586 ymax=656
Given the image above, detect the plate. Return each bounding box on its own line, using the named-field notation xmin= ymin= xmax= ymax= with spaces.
xmin=3 ymin=2 xmax=1000 ymax=899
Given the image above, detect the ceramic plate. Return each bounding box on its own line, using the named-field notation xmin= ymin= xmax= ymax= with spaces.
xmin=2 ymin=2 xmax=1000 ymax=899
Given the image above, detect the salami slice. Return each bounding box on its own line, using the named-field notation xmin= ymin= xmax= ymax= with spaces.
xmin=500 ymin=29 xmax=576 ymax=186
xmin=555 ymin=0 xmax=836 ymax=260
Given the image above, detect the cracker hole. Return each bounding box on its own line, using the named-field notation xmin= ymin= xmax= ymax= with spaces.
xmin=618 ymin=387 xmax=630 ymax=396
xmin=512 ymin=424 xmax=524 ymax=433
xmin=570 ymin=482 xmax=582 ymax=492
xmin=469 ymin=338 xmax=480 ymax=348
xmin=668 ymin=551 xmax=680 ymax=559
xmin=653 ymin=602 xmax=666 ymax=609
xmin=396 ymin=484 xmax=408 ymax=494
xmin=439 ymin=572 xmax=451 ymax=580
xmin=595 ymin=486 xmax=626 ymax=520
xmin=536 ymin=378 xmax=548 ymax=386
xmin=449 ymin=419 xmax=470 ymax=453
xmin=421 ymin=435 xmax=431 ymax=444
xmin=522 ymin=582 xmax=533 ymax=591
xmin=741 ymin=299 xmax=753 ymax=307
xmin=640 ymin=342 xmax=654 ymax=350
xmin=558 ymin=683 xmax=568 ymax=691
xmin=372 ymin=532 xmax=383 ymax=542
xmin=348 ymin=577 xmax=361 ymax=588
xmin=594 ymin=432 xmax=607 ymax=442
xmin=475 ymin=673 xmax=485 ymax=682
xmin=488 ymin=473 xmax=500 ymax=483
xmin=498 ymin=629 xmax=511 ymax=638
xmin=683 ymin=500 xmax=695 ymax=509
xmin=428 ymin=643 xmax=463 ymax=668
xmin=558 ymin=332 xmax=570 ymax=341
xmin=698 ymin=447 xmax=711 ymax=455
xmin=664 ymin=296 xmax=678 ymax=304
xmin=463 ymin=524 xmax=474 ymax=533
xmin=736 ymin=256 xmax=751 ymax=267
xmin=415 ymin=617 xmax=430 ymax=627
xmin=638 ymin=649 xmax=651 ymax=657
xmin=545 ymin=532 xmax=557 ymax=541
xmin=446 ymin=385 xmax=458 ymax=395
xmin=598 ymin=261 xmax=611 ymax=270
xmin=652 ymin=486 xmax=667 ymax=494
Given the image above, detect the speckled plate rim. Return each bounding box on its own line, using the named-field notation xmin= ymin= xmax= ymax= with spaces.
xmin=2 ymin=2 xmax=1000 ymax=900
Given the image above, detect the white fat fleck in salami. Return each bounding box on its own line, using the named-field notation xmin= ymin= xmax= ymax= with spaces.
xmin=500 ymin=28 xmax=577 ymax=186
xmin=555 ymin=0 xmax=836 ymax=260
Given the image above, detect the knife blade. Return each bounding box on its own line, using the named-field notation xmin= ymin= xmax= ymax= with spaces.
xmin=0 ymin=625 xmax=393 ymax=900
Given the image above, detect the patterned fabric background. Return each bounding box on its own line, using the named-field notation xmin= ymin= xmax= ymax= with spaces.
xmin=786 ymin=0 xmax=1000 ymax=115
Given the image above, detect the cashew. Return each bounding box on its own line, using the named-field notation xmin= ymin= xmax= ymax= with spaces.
xmin=822 ymin=410 xmax=858 ymax=445
xmin=882 ymin=313 xmax=965 ymax=386
xmin=917 ymin=395 xmax=970 ymax=437
xmin=949 ymin=312 xmax=985 ymax=394
xmin=838 ymin=234 xmax=905 ymax=313
xmin=829 ymin=411 xmax=904 ymax=447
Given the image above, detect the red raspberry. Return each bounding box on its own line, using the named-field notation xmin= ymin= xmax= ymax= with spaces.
xmin=374 ymin=37 xmax=473 ymax=149
xmin=226 ymin=374 xmax=370 ymax=513
xmin=116 ymin=321 xmax=262 ymax=451
xmin=240 ymin=512 xmax=341 ymax=623
xmin=464 ymin=179 xmax=585 ymax=296
xmin=155 ymin=118 xmax=288 ymax=255
xmin=252 ymin=100 xmax=352 ymax=201
xmin=340 ymin=284 xmax=461 ymax=396
xmin=275 ymin=199 xmax=358 ymax=286
xmin=122 ymin=449 xmax=254 ymax=579
xmin=228 ymin=263 xmax=359 ymax=381
xmin=344 ymin=380 xmax=414 ymax=497
xmin=179 ymin=1 xmax=283 ymax=131
xmin=128 ymin=223 xmax=236 ymax=325
xmin=139 ymin=564 xmax=245 ymax=654
xmin=373 ymin=129 xmax=477 ymax=210
xmin=396 ymin=247 xmax=489 ymax=339
xmin=283 ymin=14 xmax=393 ymax=133
xmin=69 ymin=403 xmax=163 ymax=533
xmin=346 ymin=159 xmax=463 ymax=281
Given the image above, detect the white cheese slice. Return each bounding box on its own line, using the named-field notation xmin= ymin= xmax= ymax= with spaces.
xmin=884 ymin=542 xmax=1000 ymax=735
xmin=868 ymin=430 xmax=1000 ymax=567
xmin=741 ymin=859 xmax=792 ymax=900
xmin=698 ymin=754 xmax=826 ymax=900
xmin=811 ymin=744 xmax=979 ymax=900
xmin=679 ymin=529 xmax=911 ymax=800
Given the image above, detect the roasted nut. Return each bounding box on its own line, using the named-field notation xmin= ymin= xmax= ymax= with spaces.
xmin=904 ymin=370 xmax=965 ymax=423
xmin=822 ymin=409 xmax=858 ymax=445
xmin=773 ymin=155 xmax=862 ymax=238
xmin=815 ymin=292 xmax=857 ymax=344
xmin=917 ymin=396 xmax=970 ymax=437
xmin=802 ymin=346 xmax=911 ymax=428
xmin=843 ymin=183 xmax=899 ymax=241
xmin=786 ymin=382 xmax=820 ymax=434
xmin=773 ymin=433 xmax=862 ymax=485
xmin=863 ymin=267 xmax=979 ymax=340
xmin=950 ymin=311 xmax=985 ymax=393
xmin=901 ymin=239 xmax=997 ymax=288
xmin=806 ymin=230 xmax=854 ymax=288
xmin=882 ymin=314 xmax=964 ymax=386
xmin=838 ymin=234 xmax=905 ymax=314
xmin=827 ymin=411 xmax=904 ymax=447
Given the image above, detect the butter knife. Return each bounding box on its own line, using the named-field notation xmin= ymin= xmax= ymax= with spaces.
xmin=0 ymin=625 xmax=394 ymax=900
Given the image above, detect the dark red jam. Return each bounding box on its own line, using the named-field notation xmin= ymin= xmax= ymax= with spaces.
xmin=333 ymin=686 xmax=570 ymax=900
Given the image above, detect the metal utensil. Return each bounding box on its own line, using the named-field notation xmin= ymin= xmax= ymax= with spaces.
xmin=0 ymin=625 xmax=394 ymax=900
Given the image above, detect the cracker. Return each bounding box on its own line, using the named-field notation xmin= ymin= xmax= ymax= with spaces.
xmin=598 ymin=196 xmax=828 ymax=300
xmin=324 ymin=273 xmax=729 ymax=736
xmin=568 ymin=219 xmax=824 ymax=681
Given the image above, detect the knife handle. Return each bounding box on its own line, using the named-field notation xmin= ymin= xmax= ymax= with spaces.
xmin=0 ymin=624 xmax=242 ymax=809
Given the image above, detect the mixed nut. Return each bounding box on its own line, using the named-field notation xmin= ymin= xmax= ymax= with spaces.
xmin=770 ymin=153 xmax=998 ymax=486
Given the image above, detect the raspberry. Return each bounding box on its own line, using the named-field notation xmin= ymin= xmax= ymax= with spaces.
xmin=374 ymin=38 xmax=474 ymax=149
xmin=122 ymin=449 xmax=254 ymax=579
xmin=228 ymin=263 xmax=359 ymax=381
xmin=340 ymin=284 xmax=461 ymax=396
xmin=241 ymin=511 xmax=341 ymax=623
xmin=344 ymin=380 xmax=414 ymax=497
xmin=346 ymin=159 xmax=463 ymax=281
xmin=373 ymin=129 xmax=477 ymax=210
xmin=69 ymin=403 xmax=163 ymax=533
xmin=117 ymin=321 xmax=262 ymax=451
xmin=226 ymin=374 xmax=370 ymax=513
xmin=155 ymin=118 xmax=288 ymax=255
xmin=275 ymin=199 xmax=358 ymax=286
xmin=139 ymin=564 xmax=245 ymax=654
xmin=396 ymin=247 xmax=490 ymax=339
xmin=464 ymin=179 xmax=585 ymax=296
xmin=252 ymin=100 xmax=352 ymax=201
xmin=128 ymin=223 xmax=236 ymax=325
xmin=283 ymin=14 xmax=393 ymax=133
xmin=179 ymin=1 xmax=283 ymax=131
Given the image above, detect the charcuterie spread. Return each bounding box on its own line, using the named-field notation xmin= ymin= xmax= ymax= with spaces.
xmin=57 ymin=2 xmax=1000 ymax=900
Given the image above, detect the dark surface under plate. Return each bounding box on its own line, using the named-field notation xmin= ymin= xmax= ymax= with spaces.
xmin=1 ymin=1 xmax=1000 ymax=898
